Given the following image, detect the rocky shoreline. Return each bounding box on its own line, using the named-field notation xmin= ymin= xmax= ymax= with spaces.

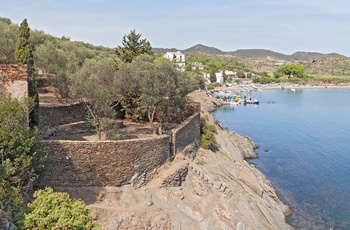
xmin=190 ymin=90 xmax=294 ymax=229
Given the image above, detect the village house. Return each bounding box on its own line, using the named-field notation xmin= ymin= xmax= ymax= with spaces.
xmin=164 ymin=51 xmax=186 ymax=71
xmin=189 ymin=62 xmax=204 ymax=71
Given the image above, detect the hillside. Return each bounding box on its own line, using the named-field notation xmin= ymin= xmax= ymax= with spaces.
xmin=154 ymin=43 xmax=347 ymax=62
xmin=305 ymin=56 xmax=350 ymax=76
xmin=291 ymin=51 xmax=346 ymax=61
xmin=153 ymin=44 xmax=350 ymax=76
xmin=184 ymin=44 xmax=224 ymax=55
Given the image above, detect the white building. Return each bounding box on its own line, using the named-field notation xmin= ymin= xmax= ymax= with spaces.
xmin=164 ymin=51 xmax=186 ymax=71
xmin=215 ymin=72 xmax=224 ymax=84
xmin=164 ymin=51 xmax=185 ymax=63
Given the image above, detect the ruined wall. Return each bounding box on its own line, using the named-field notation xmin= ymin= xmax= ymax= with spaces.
xmin=41 ymin=135 xmax=171 ymax=187
xmin=0 ymin=64 xmax=28 ymax=100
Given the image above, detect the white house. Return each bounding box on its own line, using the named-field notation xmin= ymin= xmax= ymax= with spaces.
xmin=164 ymin=51 xmax=185 ymax=63
xmin=164 ymin=51 xmax=186 ymax=71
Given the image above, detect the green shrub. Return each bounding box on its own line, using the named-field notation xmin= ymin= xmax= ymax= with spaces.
xmin=20 ymin=187 xmax=101 ymax=230
xmin=200 ymin=122 xmax=218 ymax=149
xmin=206 ymin=84 xmax=216 ymax=90
xmin=0 ymin=179 xmax=24 ymax=222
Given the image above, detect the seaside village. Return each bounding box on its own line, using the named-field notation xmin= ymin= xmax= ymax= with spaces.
xmin=164 ymin=51 xmax=261 ymax=105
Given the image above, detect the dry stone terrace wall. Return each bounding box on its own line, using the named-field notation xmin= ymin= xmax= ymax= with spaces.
xmin=41 ymin=135 xmax=171 ymax=187
xmin=40 ymin=103 xmax=201 ymax=187
xmin=171 ymin=113 xmax=201 ymax=159
xmin=39 ymin=103 xmax=86 ymax=129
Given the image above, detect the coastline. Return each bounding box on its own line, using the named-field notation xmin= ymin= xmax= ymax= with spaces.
xmin=189 ymin=90 xmax=294 ymax=229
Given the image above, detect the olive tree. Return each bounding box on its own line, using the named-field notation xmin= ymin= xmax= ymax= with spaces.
xmin=72 ymin=58 xmax=117 ymax=139
xmin=116 ymin=55 xmax=203 ymax=133
xmin=0 ymin=18 xmax=18 ymax=64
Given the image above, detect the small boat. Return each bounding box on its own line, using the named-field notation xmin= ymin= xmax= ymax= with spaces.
xmin=244 ymin=99 xmax=259 ymax=105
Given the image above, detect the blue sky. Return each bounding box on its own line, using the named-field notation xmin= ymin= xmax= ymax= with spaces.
xmin=1 ymin=0 xmax=350 ymax=56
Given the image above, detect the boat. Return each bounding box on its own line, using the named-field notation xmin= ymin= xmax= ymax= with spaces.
xmin=244 ymin=99 xmax=259 ymax=105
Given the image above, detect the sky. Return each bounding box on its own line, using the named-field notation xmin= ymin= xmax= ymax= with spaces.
xmin=1 ymin=0 xmax=350 ymax=56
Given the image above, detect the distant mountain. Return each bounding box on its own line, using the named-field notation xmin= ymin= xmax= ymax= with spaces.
xmin=184 ymin=44 xmax=224 ymax=55
xmin=152 ymin=47 xmax=179 ymax=54
xmin=228 ymin=49 xmax=292 ymax=60
xmin=153 ymin=44 xmax=347 ymax=62
xmin=153 ymin=44 xmax=224 ymax=55
xmin=291 ymin=51 xmax=346 ymax=61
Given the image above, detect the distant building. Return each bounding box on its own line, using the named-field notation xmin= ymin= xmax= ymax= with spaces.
xmin=164 ymin=51 xmax=186 ymax=71
xmin=215 ymin=72 xmax=224 ymax=84
xmin=224 ymin=70 xmax=234 ymax=76
xmin=164 ymin=51 xmax=185 ymax=63
xmin=190 ymin=62 xmax=204 ymax=70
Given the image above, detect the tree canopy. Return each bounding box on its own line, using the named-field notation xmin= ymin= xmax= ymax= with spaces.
xmin=0 ymin=96 xmax=46 ymax=192
xmin=274 ymin=64 xmax=305 ymax=78
xmin=0 ymin=97 xmax=46 ymax=222
xmin=115 ymin=30 xmax=153 ymax=64
xmin=15 ymin=19 xmax=33 ymax=64
xmin=115 ymin=54 xmax=203 ymax=131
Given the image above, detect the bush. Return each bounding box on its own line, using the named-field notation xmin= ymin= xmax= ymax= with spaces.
xmin=0 ymin=179 xmax=24 ymax=222
xmin=20 ymin=187 xmax=101 ymax=230
xmin=206 ymin=84 xmax=216 ymax=90
xmin=0 ymin=96 xmax=46 ymax=192
xmin=200 ymin=122 xmax=218 ymax=149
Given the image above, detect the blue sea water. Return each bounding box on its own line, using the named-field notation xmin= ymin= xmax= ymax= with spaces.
xmin=212 ymin=88 xmax=350 ymax=230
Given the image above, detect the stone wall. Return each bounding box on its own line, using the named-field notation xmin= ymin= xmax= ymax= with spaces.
xmin=41 ymin=135 xmax=171 ymax=187
xmin=0 ymin=64 xmax=28 ymax=100
xmin=171 ymin=112 xmax=201 ymax=159
xmin=40 ymin=104 xmax=201 ymax=188
xmin=39 ymin=103 xmax=86 ymax=129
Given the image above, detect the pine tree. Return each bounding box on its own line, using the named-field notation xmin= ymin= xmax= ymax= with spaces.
xmin=15 ymin=19 xmax=32 ymax=64
xmin=15 ymin=19 xmax=39 ymax=127
xmin=115 ymin=30 xmax=153 ymax=64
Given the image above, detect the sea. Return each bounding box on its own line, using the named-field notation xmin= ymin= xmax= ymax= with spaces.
xmin=211 ymin=87 xmax=350 ymax=230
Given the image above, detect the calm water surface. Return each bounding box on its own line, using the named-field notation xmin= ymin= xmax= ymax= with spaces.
xmin=212 ymin=88 xmax=350 ymax=229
